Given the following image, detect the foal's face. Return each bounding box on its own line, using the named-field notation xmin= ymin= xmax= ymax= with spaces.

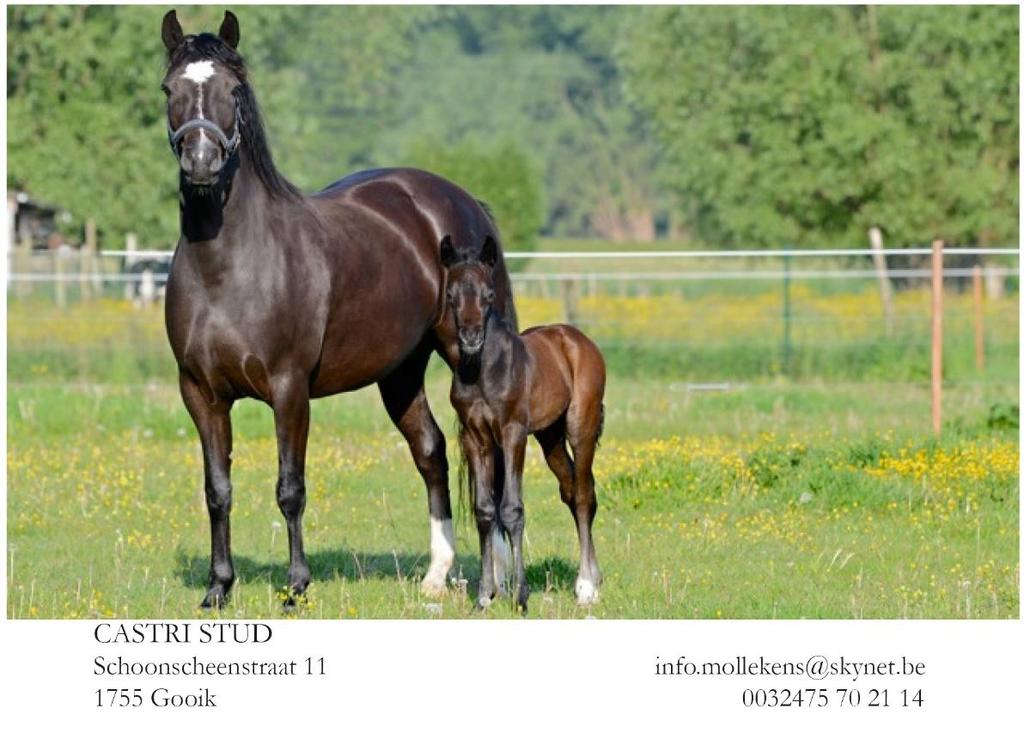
xmin=440 ymin=234 xmax=501 ymax=356
xmin=447 ymin=264 xmax=495 ymax=355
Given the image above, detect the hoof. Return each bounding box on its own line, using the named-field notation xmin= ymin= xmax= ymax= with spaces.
xmin=476 ymin=595 xmax=492 ymax=610
xmin=287 ymin=566 xmax=311 ymax=594
xmin=421 ymin=575 xmax=448 ymax=599
xmin=200 ymin=588 xmax=228 ymax=610
xmin=575 ymin=578 xmax=599 ymax=606
xmin=281 ymin=581 xmax=309 ymax=611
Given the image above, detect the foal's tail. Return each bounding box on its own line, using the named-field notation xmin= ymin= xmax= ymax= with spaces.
xmin=455 ymin=415 xmax=474 ymax=525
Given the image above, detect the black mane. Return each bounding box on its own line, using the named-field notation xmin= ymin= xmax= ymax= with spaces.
xmin=168 ymin=33 xmax=300 ymax=200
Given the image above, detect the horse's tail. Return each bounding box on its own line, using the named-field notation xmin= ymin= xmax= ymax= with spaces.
xmin=477 ymin=199 xmax=519 ymax=333
xmin=455 ymin=415 xmax=473 ymax=527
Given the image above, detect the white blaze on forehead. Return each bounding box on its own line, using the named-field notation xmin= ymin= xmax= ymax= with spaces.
xmin=181 ymin=61 xmax=216 ymax=84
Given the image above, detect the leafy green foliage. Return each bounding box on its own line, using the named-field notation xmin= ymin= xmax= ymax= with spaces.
xmin=6 ymin=6 xmax=658 ymax=249
xmin=619 ymin=5 xmax=1019 ymax=248
xmin=380 ymin=6 xmax=661 ymax=240
xmin=404 ymin=138 xmax=544 ymax=253
xmin=7 ymin=6 xmax=178 ymax=247
xmin=7 ymin=6 xmax=1018 ymax=251
xmin=6 ymin=6 xmax=432 ymax=248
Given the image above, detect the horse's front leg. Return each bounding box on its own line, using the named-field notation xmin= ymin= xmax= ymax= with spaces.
xmin=271 ymin=374 xmax=312 ymax=606
xmin=500 ymin=423 xmax=529 ymax=613
xmin=179 ymin=371 xmax=235 ymax=609
xmin=379 ymin=348 xmax=454 ymax=598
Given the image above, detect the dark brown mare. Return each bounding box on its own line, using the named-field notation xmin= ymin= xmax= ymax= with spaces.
xmin=441 ymin=236 xmax=605 ymax=612
xmin=160 ymin=11 xmax=517 ymax=608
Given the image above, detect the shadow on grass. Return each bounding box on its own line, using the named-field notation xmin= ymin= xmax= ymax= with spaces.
xmin=175 ymin=549 xmax=577 ymax=595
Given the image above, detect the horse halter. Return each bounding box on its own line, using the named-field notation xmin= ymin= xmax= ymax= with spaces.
xmin=167 ymin=100 xmax=241 ymax=157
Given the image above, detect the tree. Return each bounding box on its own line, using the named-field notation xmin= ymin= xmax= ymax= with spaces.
xmin=6 ymin=6 xmax=430 ymax=247
xmin=378 ymin=6 xmax=662 ymax=241
xmin=8 ymin=6 xmax=179 ymax=247
xmin=405 ymin=138 xmax=544 ymax=254
xmin=619 ymin=5 xmax=1018 ymax=248
xmin=8 ymin=6 xmax=674 ymax=247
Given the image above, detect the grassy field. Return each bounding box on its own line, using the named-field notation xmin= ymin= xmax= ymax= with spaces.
xmin=6 ymin=280 xmax=1020 ymax=619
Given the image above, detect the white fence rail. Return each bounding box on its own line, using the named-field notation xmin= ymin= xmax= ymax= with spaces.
xmin=6 ymin=267 xmax=1021 ymax=284
xmin=7 ymin=246 xmax=1019 ymax=286
xmin=96 ymin=247 xmax=1020 ymax=260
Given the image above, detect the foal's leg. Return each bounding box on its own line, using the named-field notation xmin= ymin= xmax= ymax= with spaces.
xmin=466 ymin=434 xmax=499 ymax=608
xmin=500 ymin=423 xmax=530 ymax=613
xmin=567 ymin=410 xmax=602 ymax=606
xmin=534 ymin=420 xmax=576 ymax=507
xmin=379 ymin=346 xmax=453 ymax=597
xmin=271 ymin=373 xmax=312 ymax=605
xmin=179 ymin=371 xmax=235 ymax=609
xmin=538 ymin=420 xmax=606 ymax=604
xmin=489 ymin=447 xmax=512 ymax=597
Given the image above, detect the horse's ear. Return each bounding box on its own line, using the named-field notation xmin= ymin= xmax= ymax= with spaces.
xmin=219 ymin=10 xmax=240 ymax=49
xmin=161 ymin=10 xmax=185 ymax=53
xmin=479 ymin=235 xmax=498 ymax=268
xmin=439 ymin=235 xmax=459 ymax=268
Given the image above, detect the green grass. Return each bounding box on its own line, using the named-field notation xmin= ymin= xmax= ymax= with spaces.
xmin=7 ymin=372 xmax=1018 ymax=619
xmin=5 ymin=296 xmax=1019 ymax=618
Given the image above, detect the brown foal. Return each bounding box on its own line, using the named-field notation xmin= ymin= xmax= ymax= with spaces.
xmin=442 ymin=235 xmax=606 ymax=611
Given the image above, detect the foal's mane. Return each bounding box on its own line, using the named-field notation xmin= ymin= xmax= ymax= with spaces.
xmin=167 ymin=33 xmax=301 ymax=200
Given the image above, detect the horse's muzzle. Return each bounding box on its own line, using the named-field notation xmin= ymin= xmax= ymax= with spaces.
xmin=458 ymin=329 xmax=485 ymax=355
xmin=180 ymin=139 xmax=224 ymax=185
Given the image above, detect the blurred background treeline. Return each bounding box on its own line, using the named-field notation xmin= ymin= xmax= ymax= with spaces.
xmin=6 ymin=4 xmax=1019 ymax=252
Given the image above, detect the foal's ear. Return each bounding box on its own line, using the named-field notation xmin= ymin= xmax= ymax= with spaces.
xmin=439 ymin=235 xmax=459 ymax=268
xmin=219 ymin=10 xmax=240 ymax=49
xmin=161 ymin=10 xmax=185 ymax=53
xmin=479 ymin=235 xmax=498 ymax=268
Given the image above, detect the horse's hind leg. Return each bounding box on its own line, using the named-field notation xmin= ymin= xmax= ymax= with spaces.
xmin=567 ymin=406 xmax=603 ymax=606
xmin=378 ymin=345 xmax=453 ymax=597
xmin=537 ymin=420 xmax=599 ymax=604
xmin=271 ymin=373 xmax=312 ymax=606
xmin=179 ymin=371 xmax=235 ymax=609
xmin=535 ymin=420 xmax=576 ymax=507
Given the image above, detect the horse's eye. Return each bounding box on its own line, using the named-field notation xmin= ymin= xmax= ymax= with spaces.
xmin=483 ymin=289 xmax=495 ymax=302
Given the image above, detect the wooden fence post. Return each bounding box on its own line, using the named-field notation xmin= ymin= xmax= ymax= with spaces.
xmin=54 ymin=248 xmax=66 ymax=308
xmin=81 ymin=217 xmax=97 ymax=301
xmin=782 ymin=252 xmax=792 ymax=375
xmin=972 ymin=264 xmax=985 ymax=372
xmin=562 ymin=279 xmax=579 ymax=325
xmin=868 ymin=226 xmax=894 ymax=335
xmin=124 ymin=232 xmax=138 ymax=300
xmin=931 ymin=239 xmax=943 ymax=434
xmin=16 ymin=233 xmax=33 ymax=298
xmin=984 ymin=266 xmax=1005 ymax=300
